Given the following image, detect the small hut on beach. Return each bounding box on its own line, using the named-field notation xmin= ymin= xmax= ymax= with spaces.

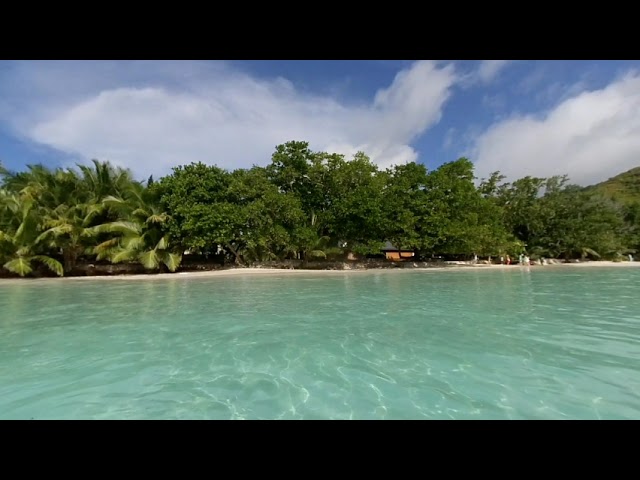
xmin=381 ymin=241 xmax=415 ymax=261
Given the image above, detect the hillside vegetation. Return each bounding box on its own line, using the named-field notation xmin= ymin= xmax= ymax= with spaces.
xmin=586 ymin=167 xmax=640 ymax=205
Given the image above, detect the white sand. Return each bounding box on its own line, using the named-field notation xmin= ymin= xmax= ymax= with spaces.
xmin=551 ymin=261 xmax=639 ymax=268
xmin=0 ymin=261 xmax=638 ymax=285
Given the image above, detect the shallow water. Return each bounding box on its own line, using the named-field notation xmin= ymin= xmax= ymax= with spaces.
xmin=1 ymin=267 xmax=640 ymax=419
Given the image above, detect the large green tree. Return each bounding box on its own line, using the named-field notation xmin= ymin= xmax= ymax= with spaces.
xmin=381 ymin=162 xmax=429 ymax=253
xmin=322 ymin=152 xmax=387 ymax=254
xmin=419 ymin=158 xmax=512 ymax=257
xmin=154 ymin=162 xmax=247 ymax=262
xmin=227 ymin=167 xmax=306 ymax=262
xmin=534 ymin=184 xmax=626 ymax=259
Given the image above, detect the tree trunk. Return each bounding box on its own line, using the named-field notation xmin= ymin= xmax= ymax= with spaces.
xmin=226 ymin=244 xmax=244 ymax=265
xmin=63 ymin=248 xmax=77 ymax=274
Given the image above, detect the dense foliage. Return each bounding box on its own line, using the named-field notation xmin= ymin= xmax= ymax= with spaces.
xmin=1 ymin=141 xmax=638 ymax=276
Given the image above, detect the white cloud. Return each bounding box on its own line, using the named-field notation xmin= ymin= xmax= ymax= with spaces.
xmin=471 ymin=71 xmax=640 ymax=185
xmin=0 ymin=60 xmax=457 ymax=178
xmin=477 ymin=60 xmax=511 ymax=84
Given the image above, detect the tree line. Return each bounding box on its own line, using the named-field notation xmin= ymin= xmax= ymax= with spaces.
xmin=1 ymin=141 xmax=638 ymax=276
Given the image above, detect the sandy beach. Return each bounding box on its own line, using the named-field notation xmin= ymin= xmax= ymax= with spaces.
xmin=0 ymin=260 xmax=638 ymax=285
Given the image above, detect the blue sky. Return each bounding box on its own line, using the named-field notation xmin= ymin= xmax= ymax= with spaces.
xmin=0 ymin=60 xmax=639 ymax=185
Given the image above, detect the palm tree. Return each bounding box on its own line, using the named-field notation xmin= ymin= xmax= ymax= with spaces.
xmin=0 ymin=193 xmax=63 ymax=277
xmin=78 ymin=159 xmax=138 ymax=203
xmin=92 ymin=192 xmax=182 ymax=272
xmin=297 ymin=226 xmax=333 ymax=263
xmin=0 ymin=164 xmax=104 ymax=273
xmin=36 ymin=202 xmax=101 ymax=273
xmin=1 ymin=164 xmax=81 ymax=208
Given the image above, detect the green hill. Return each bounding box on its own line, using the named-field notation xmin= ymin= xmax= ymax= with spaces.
xmin=586 ymin=166 xmax=640 ymax=205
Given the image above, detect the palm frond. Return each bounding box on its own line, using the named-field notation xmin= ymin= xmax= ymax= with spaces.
xmin=146 ymin=214 xmax=167 ymax=224
xmin=3 ymin=257 xmax=33 ymax=276
xmin=91 ymin=221 xmax=141 ymax=236
xmin=138 ymin=249 xmax=160 ymax=270
xmin=122 ymin=235 xmax=145 ymax=251
xmin=132 ymin=208 xmax=150 ymax=218
xmin=16 ymin=246 xmax=32 ymax=257
xmin=94 ymin=237 xmax=121 ymax=253
xmin=94 ymin=237 xmax=120 ymax=260
xmin=582 ymin=247 xmax=601 ymax=258
xmin=51 ymin=203 xmax=70 ymax=216
xmin=0 ymin=230 xmax=14 ymax=244
xmin=162 ymin=252 xmax=182 ymax=272
xmin=95 ymin=248 xmax=116 ymax=261
xmin=14 ymin=218 xmax=27 ymax=240
xmin=156 ymin=235 xmax=169 ymax=250
xmin=102 ymin=195 xmax=126 ymax=203
xmin=32 ymin=255 xmax=64 ymax=277
xmin=110 ymin=248 xmax=138 ymax=264
xmin=41 ymin=218 xmax=62 ymax=229
xmin=102 ymin=195 xmax=129 ymax=210
xmin=80 ymin=226 xmax=100 ymax=238
xmin=35 ymin=224 xmax=73 ymax=244
xmin=83 ymin=203 xmax=104 ymax=224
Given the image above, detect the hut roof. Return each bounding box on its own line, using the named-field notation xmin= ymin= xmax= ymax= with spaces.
xmin=381 ymin=241 xmax=414 ymax=252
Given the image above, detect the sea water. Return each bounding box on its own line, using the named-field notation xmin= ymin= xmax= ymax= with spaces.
xmin=1 ymin=267 xmax=639 ymax=419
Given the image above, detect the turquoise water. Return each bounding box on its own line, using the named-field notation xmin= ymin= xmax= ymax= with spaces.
xmin=1 ymin=267 xmax=640 ymax=420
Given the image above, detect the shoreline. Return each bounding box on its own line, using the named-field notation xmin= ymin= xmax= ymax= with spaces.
xmin=1 ymin=261 xmax=639 ymax=285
